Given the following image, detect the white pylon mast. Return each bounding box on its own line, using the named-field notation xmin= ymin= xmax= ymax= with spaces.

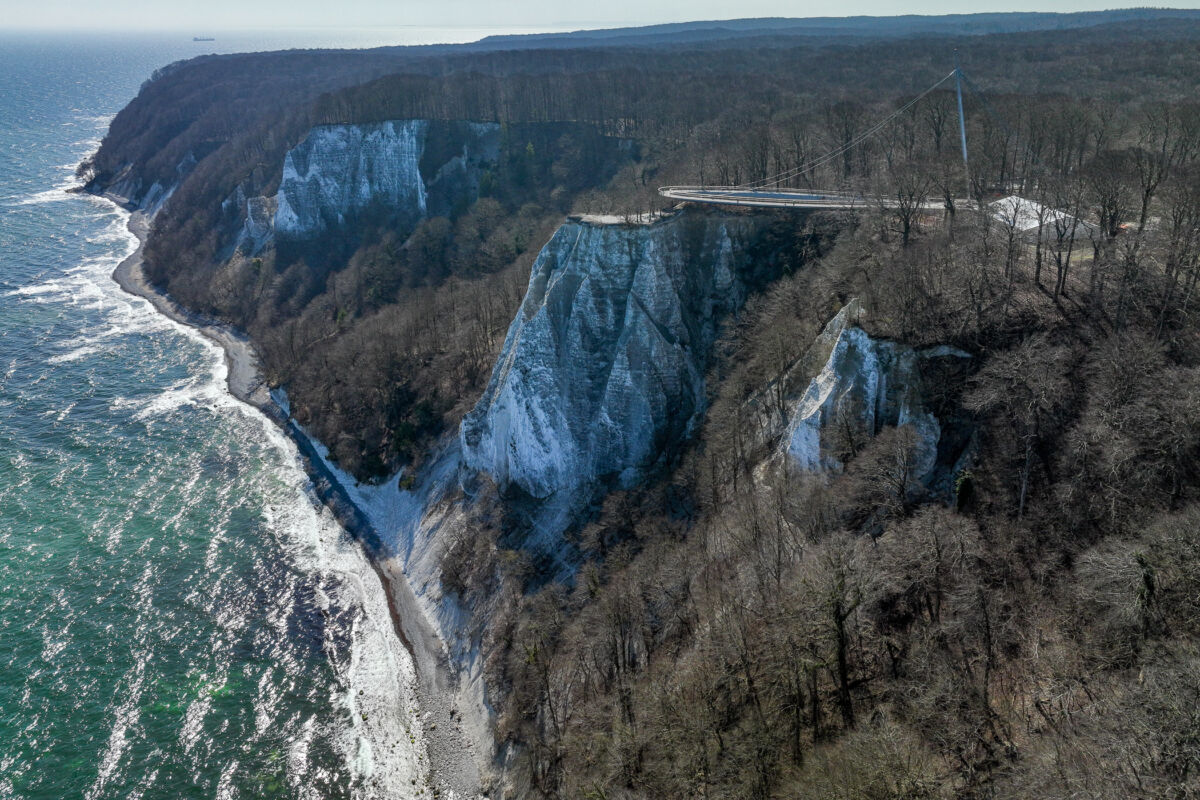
xmin=955 ymin=49 xmax=971 ymax=205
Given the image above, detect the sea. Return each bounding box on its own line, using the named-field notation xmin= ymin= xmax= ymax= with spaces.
xmin=0 ymin=27 xmax=544 ymax=800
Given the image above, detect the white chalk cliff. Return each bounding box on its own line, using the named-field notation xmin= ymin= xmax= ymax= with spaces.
xmin=461 ymin=215 xmax=759 ymax=500
xmin=222 ymin=119 xmax=501 ymax=254
xmin=101 ymin=152 xmax=196 ymax=215
xmin=274 ymin=120 xmax=430 ymax=237
xmin=783 ymin=301 xmax=970 ymax=483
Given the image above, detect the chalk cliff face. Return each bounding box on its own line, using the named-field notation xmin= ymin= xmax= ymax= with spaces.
xmin=225 ymin=119 xmax=501 ymax=254
xmin=220 ymin=185 xmax=276 ymax=254
xmin=99 ymin=152 xmax=196 ymax=215
xmin=275 ymin=120 xmax=430 ymax=238
xmin=783 ymin=301 xmax=971 ymax=484
xmin=461 ymin=214 xmax=760 ymax=500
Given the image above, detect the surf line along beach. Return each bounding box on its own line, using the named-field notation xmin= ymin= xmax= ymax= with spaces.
xmin=105 ymin=202 xmax=487 ymax=799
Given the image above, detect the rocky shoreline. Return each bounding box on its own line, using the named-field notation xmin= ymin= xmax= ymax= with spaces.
xmin=110 ymin=206 xmax=489 ymax=800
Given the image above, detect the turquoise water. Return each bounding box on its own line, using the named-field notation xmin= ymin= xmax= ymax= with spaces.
xmin=0 ymin=35 xmax=430 ymax=799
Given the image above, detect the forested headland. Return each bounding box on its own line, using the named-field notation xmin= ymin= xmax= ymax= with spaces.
xmin=86 ymin=11 xmax=1200 ymax=797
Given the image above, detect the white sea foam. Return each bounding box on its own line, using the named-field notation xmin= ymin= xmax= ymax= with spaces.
xmin=4 ymin=217 xmax=133 ymax=317
xmin=3 ymin=280 xmax=76 ymax=299
xmin=129 ymin=374 xmax=235 ymax=421
xmin=253 ymin=428 xmax=429 ymax=797
xmin=48 ymin=345 xmax=102 ymax=365
xmin=86 ymin=564 xmax=155 ymax=800
xmin=82 ymin=191 xmax=432 ymax=795
xmin=19 ymin=189 xmax=431 ymax=794
xmin=86 ymin=226 xmax=131 ymax=245
xmin=9 ymin=187 xmax=73 ymax=206
xmin=6 ymin=171 xmax=86 ymax=206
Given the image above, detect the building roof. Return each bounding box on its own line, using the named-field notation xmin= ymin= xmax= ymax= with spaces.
xmin=989 ymin=195 xmax=1093 ymax=234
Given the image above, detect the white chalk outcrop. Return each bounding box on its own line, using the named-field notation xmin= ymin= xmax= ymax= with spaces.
xmin=274 ymin=120 xmax=430 ymax=237
xmin=461 ymin=215 xmax=759 ymax=500
xmin=783 ymin=301 xmax=970 ymax=483
xmin=223 ymin=119 xmax=501 ymax=254
xmin=99 ymin=152 xmax=195 ymax=215
xmin=221 ymin=184 xmax=276 ymax=254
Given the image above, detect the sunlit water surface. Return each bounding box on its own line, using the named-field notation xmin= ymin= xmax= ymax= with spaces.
xmin=0 ymin=30 xmax=517 ymax=799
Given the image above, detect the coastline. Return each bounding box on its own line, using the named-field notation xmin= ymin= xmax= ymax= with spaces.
xmin=111 ymin=207 xmax=489 ymax=799
xmin=112 ymin=212 xmax=280 ymax=422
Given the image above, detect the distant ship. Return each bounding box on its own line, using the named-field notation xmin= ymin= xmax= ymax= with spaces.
xmin=193 ymin=37 xmax=215 ymax=42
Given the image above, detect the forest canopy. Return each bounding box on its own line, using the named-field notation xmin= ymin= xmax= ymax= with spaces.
xmin=87 ymin=11 xmax=1200 ymax=797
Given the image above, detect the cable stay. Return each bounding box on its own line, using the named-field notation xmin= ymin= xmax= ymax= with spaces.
xmin=659 ymin=60 xmax=986 ymax=210
xmin=659 ymin=57 xmax=1074 ymax=215
xmin=733 ymin=70 xmax=958 ymax=191
xmin=959 ymin=68 xmax=1016 ymax=141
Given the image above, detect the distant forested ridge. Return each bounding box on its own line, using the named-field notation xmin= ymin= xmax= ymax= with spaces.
xmin=86 ymin=10 xmax=1200 ymax=797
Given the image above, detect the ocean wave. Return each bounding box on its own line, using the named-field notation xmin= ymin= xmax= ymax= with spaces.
xmin=86 ymin=228 xmax=130 ymax=246
xmin=17 ymin=188 xmax=428 ymax=795
xmin=98 ymin=243 xmax=429 ymax=789
xmin=47 ymin=344 xmax=102 ymax=365
xmin=85 ymin=564 xmax=156 ymax=800
xmin=253 ymin=420 xmax=428 ymax=796
xmin=178 ymin=671 xmax=220 ymax=756
xmin=40 ymin=625 xmax=71 ymax=663
xmin=72 ymin=136 xmax=104 ymax=150
xmin=56 ymin=401 xmax=76 ymax=422
xmin=74 ymin=113 xmax=114 ymax=126
xmin=127 ymin=375 xmax=235 ymax=422
xmin=3 ymin=216 xmax=135 ymax=311
xmin=7 ymin=181 xmax=84 ymax=207
xmin=109 ymin=324 xmax=237 ymax=421
xmin=2 ymin=279 xmax=77 ymax=299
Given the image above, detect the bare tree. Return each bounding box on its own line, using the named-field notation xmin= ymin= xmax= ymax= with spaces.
xmin=965 ymin=336 xmax=1074 ymax=518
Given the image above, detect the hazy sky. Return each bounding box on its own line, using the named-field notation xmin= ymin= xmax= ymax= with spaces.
xmin=5 ymin=0 xmax=1200 ymax=33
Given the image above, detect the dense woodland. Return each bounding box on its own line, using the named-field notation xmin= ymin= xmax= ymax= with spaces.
xmin=84 ymin=15 xmax=1200 ymax=477
xmin=89 ymin=13 xmax=1200 ymax=798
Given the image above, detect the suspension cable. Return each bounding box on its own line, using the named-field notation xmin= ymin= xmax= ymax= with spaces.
xmin=735 ymin=70 xmax=958 ymax=190
xmin=959 ymin=69 xmax=1019 ymax=143
xmin=958 ymin=67 xmax=1065 ymax=190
